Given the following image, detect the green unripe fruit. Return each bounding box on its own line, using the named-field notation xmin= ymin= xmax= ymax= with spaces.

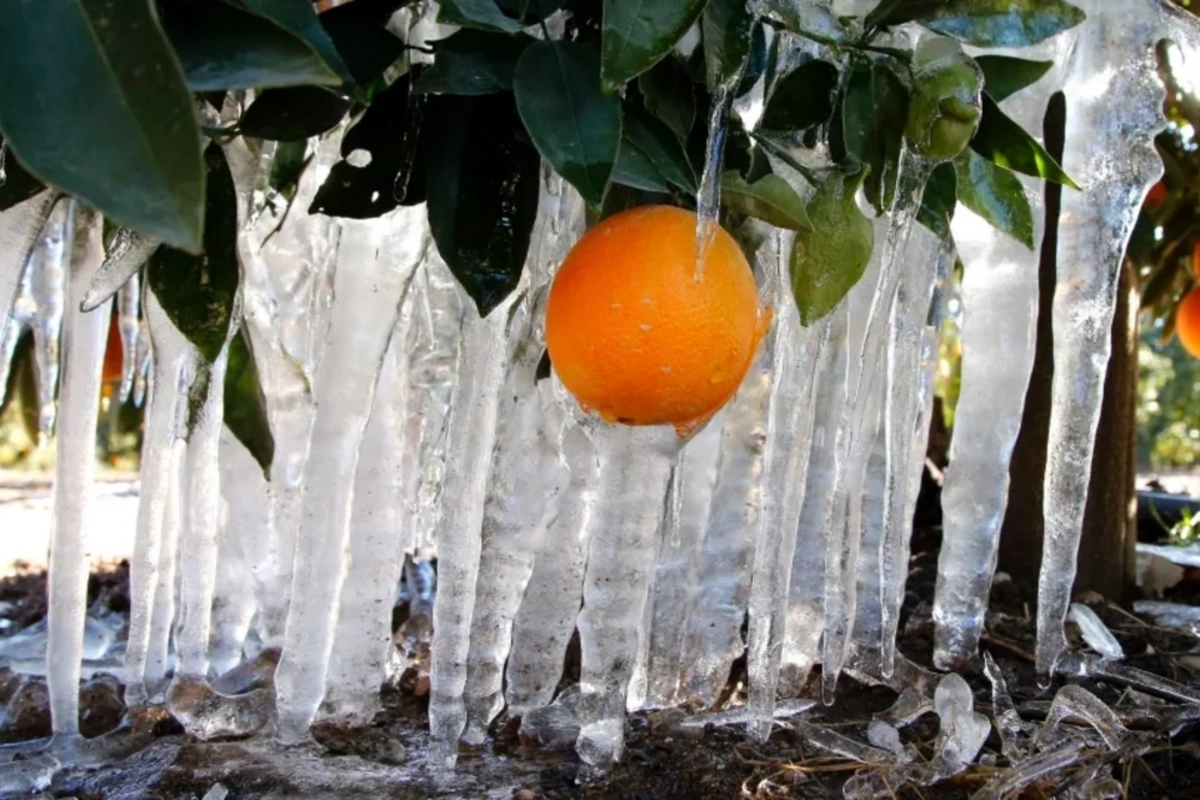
xmin=904 ymin=37 xmax=983 ymax=163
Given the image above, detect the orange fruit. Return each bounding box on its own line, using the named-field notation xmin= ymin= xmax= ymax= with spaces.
xmin=1178 ymin=289 xmax=1200 ymax=358
xmin=545 ymin=205 xmax=768 ymax=436
xmin=102 ymin=311 xmax=123 ymax=385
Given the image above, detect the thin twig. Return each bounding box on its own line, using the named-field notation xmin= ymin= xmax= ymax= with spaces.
xmin=982 ymin=633 xmax=1037 ymax=664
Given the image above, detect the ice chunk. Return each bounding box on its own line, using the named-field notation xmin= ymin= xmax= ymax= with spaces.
xmin=1132 ymin=599 xmax=1200 ymax=630
xmin=274 ymin=206 xmax=427 ymax=743
xmin=80 ymin=229 xmax=158 ymax=313
xmin=797 ymin=723 xmax=891 ymax=764
xmin=866 ymin=720 xmax=907 ymax=761
xmin=1067 ymin=604 xmax=1124 ymax=660
xmin=931 ymin=673 xmax=990 ymax=776
xmin=28 ymin=198 xmax=71 ymax=437
xmin=983 ymin=652 xmax=1032 ymax=760
xmin=0 ymin=190 xmax=54 ymax=334
xmin=1035 ymin=684 xmax=1129 ymax=751
xmin=45 ymin=207 xmax=107 ymax=739
xmin=970 ymin=741 xmax=1086 ymax=800
xmin=1036 ymin=0 xmax=1195 ymax=679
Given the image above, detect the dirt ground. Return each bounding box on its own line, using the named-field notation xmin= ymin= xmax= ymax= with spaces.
xmin=0 ymin=519 xmax=1198 ymax=800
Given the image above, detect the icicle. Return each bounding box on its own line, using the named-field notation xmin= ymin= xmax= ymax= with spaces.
xmin=0 ymin=189 xmax=54 ymax=333
xmin=745 ymin=233 xmax=829 ymax=739
xmin=322 ymin=313 xmax=414 ymax=725
xmin=80 ymin=229 xmax=158 ymax=313
xmin=428 ymin=301 xmax=514 ymax=765
xmin=934 ymin=39 xmax=1064 ymax=669
xmin=851 ymin=399 xmax=886 ymax=658
xmin=574 ymin=426 xmax=681 ymax=767
xmin=29 ymin=199 xmax=72 ymax=438
xmin=124 ymin=291 xmax=193 ymax=707
xmin=209 ymin=428 xmax=266 ymax=678
xmin=274 ymin=206 xmax=426 ymax=742
xmin=1036 ymin=0 xmax=1194 ymax=679
xmin=44 ymin=206 xmax=107 ymax=742
xmin=504 ymin=422 xmax=598 ymax=715
xmin=877 ymin=224 xmax=943 ymax=676
xmin=695 ymin=78 xmax=739 ymax=277
xmin=145 ymin=438 xmax=185 ymax=696
xmin=0 ymin=263 xmax=34 ymax=402
xmin=461 ymin=170 xmax=580 ymax=742
xmin=115 ymin=274 xmax=141 ymax=403
xmin=641 ymin=413 xmax=723 ymax=709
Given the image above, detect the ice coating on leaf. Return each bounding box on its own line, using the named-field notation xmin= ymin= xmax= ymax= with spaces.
xmin=1067 ymin=604 xmax=1125 ymax=660
xmin=274 ymin=206 xmax=427 ymax=743
xmin=575 ymin=427 xmax=680 ymax=766
xmin=45 ymin=207 xmax=107 ymax=739
xmin=983 ymin=651 xmax=1033 ymax=760
xmin=935 ymin=37 xmax=1065 ymax=669
xmin=29 ymin=198 xmax=71 ymax=438
xmin=932 ymin=673 xmax=990 ymax=775
xmin=798 ymin=723 xmax=892 ymax=764
xmin=80 ymin=228 xmax=159 ymax=313
xmin=1035 ymin=684 xmax=1130 ymax=751
xmin=1036 ymin=0 xmax=1192 ymax=679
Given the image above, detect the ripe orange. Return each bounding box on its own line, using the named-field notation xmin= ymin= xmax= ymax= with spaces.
xmin=1178 ymin=289 xmax=1200 ymax=358
xmin=102 ymin=311 xmax=123 ymax=385
xmin=545 ymin=205 xmax=768 ymax=436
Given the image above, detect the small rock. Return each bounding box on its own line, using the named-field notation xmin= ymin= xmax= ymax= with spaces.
xmin=514 ymin=790 xmax=537 ymax=800
xmin=647 ymin=708 xmax=687 ymax=736
xmin=78 ymin=674 xmax=125 ymax=738
xmin=1 ymin=677 xmax=51 ymax=741
xmin=378 ymin=738 xmax=407 ymax=766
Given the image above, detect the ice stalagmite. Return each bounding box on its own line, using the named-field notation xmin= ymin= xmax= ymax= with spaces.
xmin=1036 ymin=0 xmax=1198 ymax=678
xmin=428 ymin=299 xmax=514 ymax=764
xmin=641 ymin=413 xmax=723 ymax=709
xmin=575 ymin=426 xmax=681 ymax=766
xmin=29 ymin=199 xmax=71 ymax=437
xmin=851 ymin=399 xmax=886 ymax=659
xmin=504 ymin=420 xmax=598 ymax=714
xmin=44 ymin=207 xmax=107 ymax=741
xmin=934 ymin=42 xmax=1065 ymax=670
xmin=745 ymin=234 xmax=828 ymax=739
xmin=125 ymin=289 xmax=194 ymax=707
xmin=878 ymin=224 xmax=942 ymax=675
xmin=0 ymin=188 xmax=53 ymax=331
xmin=322 ymin=318 xmax=414 ymax=725
xmin=274 ymin=206 xmax=427 ymax=742
xmin=461 ymin=174 xmax=580 ymax=742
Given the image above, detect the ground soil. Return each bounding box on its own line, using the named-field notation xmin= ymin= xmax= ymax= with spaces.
xmin=1 ymin=522 xmax=1199 ymax=799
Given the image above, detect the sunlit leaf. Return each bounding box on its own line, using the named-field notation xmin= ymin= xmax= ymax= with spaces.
xmin=720 ymin=170 xmax=813 ymax=231
xmin=955 ymin=149 xmax=1034 ymax=248
xmin=972 ymin=93 xmax=1079 ymax=189
xmin=0 ymin=0 xmax=205 ymax=252
xmin=515 ymin=40 xmax=621 ymax=206
xmin=975 ymin=55 xmax=1053 ymax=103
xmin=868 ymin=0 xmax=1085 ymax=48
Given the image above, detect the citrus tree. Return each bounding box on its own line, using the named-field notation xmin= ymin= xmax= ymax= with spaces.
xmin=0 ymin=0 xmax=1084 ymax=465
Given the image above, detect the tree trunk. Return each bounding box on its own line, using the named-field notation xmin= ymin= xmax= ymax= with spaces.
xmin=998 ymin=92 xmax=1139 ymax=603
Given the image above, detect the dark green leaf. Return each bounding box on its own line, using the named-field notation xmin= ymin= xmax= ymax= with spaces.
xmin=164 ymin=1 xmax=341 ymax=92
xmin=975 ymin=55 xmax=1053 ymax=103
xmin=239 ymin=87 xmax=351 ymax=141
xmin=514 ymin=41 xmax=621 ymax=206
xmin=310 ymin=76 xmax=426 ymax=218
xmin=612 ymin=140 xmax=670 ymax=192
xmin=224 ymin=327 xmax=274 ymax=478
xmin=790 ymin=165 xmax=874 ymax=326
xmin=438 ymin=0 xmax=527 ymax=32
xmin=761 ymin=60 xmax=839 ymax=132
xmin=720 ymin=170 xmax=812 ymax=231
xmin=842 ymin=57 xmax=909 ymax=215
xmin=865 ymin=0 xmax=951 ymax=29
xmin=913 ymin=0 xmax=1086 ymax=48
xmin=415 ymin=30 xmax=534 ymax=94
xmin=638 ymin=57 xmax=696 ymax=144
xmin=240 ymin=0 xmax=362 ymax=98
xmin=954 ymin=149 xmax=1034 ymax=249
xmin=972 ymin=93 xmax=1079 ymax=189
xmin=319 ymin=0 xmax=410 ymax=87
xmin=703 ymin=0 xmax=754 ymax=92
xmin=0 ymin=144 xmax=45 ymax=212
xmin=146 ymin=145 xmax=240 ymax=364
xmin=601 ymin=0 xmax=708 ymax=91
xmin=426 ymin=94 xmax=541 ymax=316
xmin=495 ymin=0 xmax=567 ymax=24
xmin=623 ymin=106 xmax=697 ymax=194
xmin=269 ymin=140 xmax=310 ymax=196
xmin=0 ymin=0 xmax=204 ymax=251
xmin=916 ymin=161 xmax=957 ymax=241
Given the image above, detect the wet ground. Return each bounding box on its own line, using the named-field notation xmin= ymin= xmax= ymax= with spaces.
xmin=0 ymin=522 xmax=1198 ymax=799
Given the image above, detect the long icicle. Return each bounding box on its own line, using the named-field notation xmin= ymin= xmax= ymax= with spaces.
xmin=44 ymin=205 xmax=108 ymax=745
